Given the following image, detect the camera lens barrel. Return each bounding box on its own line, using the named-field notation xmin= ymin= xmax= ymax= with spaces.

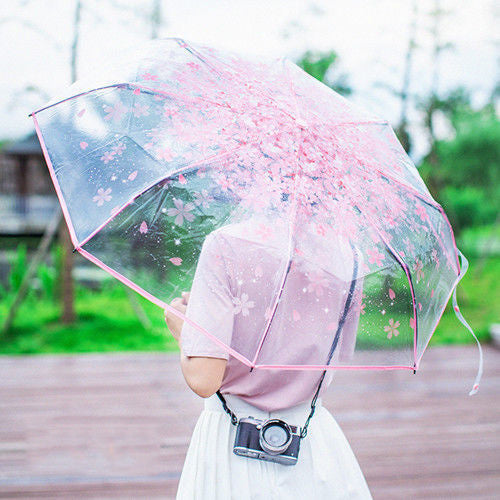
xmin=258 ymin=419 xmax=292 ymax=455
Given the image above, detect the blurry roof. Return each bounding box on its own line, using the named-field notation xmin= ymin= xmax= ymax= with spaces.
xmin=3 ymin=133 xmax=42 ymax=156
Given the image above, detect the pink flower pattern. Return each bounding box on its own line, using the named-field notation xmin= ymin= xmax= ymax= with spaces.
xmin=366 ymin=247 xmax=385 ymax=267
xmin=93 ymin=187 xmax=112 ymax=206
xmin=166 ymin=198 xmax=195 ymax=226
xmin=37 ymin=39 xmax=464 ymax=368
xmin=384 ymin=318 xmax=400 ymax=339
xmin=233 ymin=292 xmax=255 ymax=316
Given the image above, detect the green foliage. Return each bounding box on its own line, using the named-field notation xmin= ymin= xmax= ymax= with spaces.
xmin=36 ymin=262 xmax=57 ymax=300
xmin=419 ymin=101 xmax=500 ymax=233
xmin=8 ymin=244 xmax=28 ymax=293
xmin=428 ymin=256 xmax=499 ymax=345
xmin=440 ymin=186 xmax=498 ymax=231
xmin=0 ymin=282 xmax=176 ymax=354
xmin=296 ymin=50 xmax=352 ymax=95
xmin=0 ymin=256 xmax=496 ymax=354
xmin=458 ymin=224 xmax=500 ymax=258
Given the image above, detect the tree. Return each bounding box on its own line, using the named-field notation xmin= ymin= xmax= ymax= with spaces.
xmin=296 ymin=50 xmax=352 ymax=96
xmin=419 ymin=101 xmax=500 ymax=233
xmin=394 ymin=0 xmax=419 ymax=154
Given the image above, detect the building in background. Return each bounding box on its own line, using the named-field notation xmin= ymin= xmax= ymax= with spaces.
xmin=0 ymin=133 xmax=58 ymax=235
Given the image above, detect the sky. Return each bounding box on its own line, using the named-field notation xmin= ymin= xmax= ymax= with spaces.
xmin=0 ymin=0 xmax=497 ymax=161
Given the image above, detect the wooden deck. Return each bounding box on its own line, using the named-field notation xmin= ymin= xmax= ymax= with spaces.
xmin=0 ymin=346 xmax=499 ymax=499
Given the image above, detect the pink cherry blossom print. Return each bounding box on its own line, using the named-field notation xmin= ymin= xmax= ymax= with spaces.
xmin=315 ymin=223 xmax=327 ymax=236
xmin=93 ymin=187 xmax=112 ymax=206
xmin=233 ymin=293 xmax=254 ymax=316
xmin=111 ymin=142 xmax=126 ymax=155
xmin=306 ymin=271 xmax=329 ymax=297
xmin=254 ymin=264 xmax=263 ymax=278
xmin=431 ymin=248 xmax=440 ymax=269
xmin=166 ymin=199 xmax=195 ymax=226
xmin=100 ymin=151 xmax=115 ymax=164
xmin=409 ymin=317 xmax=416 ymax=330
xmin=141 ymin=72 xmax=158 ymax=81
xmin=156 ymin=147 xmax=174 ymax=162
xmin=103 ymin=101 xmax=127 ymax=121
xmin=264 ymin=307 xmax=272 ymax=321
xmin=132 ymin=103 xmax=150 ymax=118
xmin=193 ymin=189 xmax=213 ymax=209
xmin=413 ymin=258 xmax=424 ymax=282
xmin=366 ymin=247 xmax=385 ymax=267
xmin=32 ymin=38 xmax=472 ymax=381
xmin=255 ymin=223 xmax=273 ymax=241
xmin=384 ymin=318 xmax=400 ymax=339
xmin=415 ymin=202 xmax=429 ymax=222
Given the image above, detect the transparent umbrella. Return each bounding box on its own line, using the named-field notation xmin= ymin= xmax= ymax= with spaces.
xmin=31 ymin=38 xmax=482 ymax=393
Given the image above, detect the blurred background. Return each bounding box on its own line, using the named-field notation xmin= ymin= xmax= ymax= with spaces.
xmin=0 ymin=1 xmax=499 ymax=498
xmin=0 ymin=0 xmax=497 ymax=353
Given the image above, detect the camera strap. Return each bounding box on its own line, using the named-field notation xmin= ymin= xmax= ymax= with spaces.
xmin=217 ymin=243 xmax=360 ymax=440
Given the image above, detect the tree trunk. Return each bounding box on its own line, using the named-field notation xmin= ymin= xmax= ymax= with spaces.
xmin=56 ymin=0 xmax=81 ymax=324
xmin=59 ymin=221 xmax=76 ymax=324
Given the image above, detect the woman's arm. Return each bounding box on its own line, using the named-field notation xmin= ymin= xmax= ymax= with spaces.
xmin=165 ymin=293 xmax=227 ymax=398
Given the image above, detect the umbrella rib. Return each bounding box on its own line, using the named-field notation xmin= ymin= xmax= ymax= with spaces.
xmin=250 ymin=58 xmax=306 ymax=367
xmin=353 ymin=203 xmax=419 ymax=368
xmin=76 ymin=144 xmax=245 ymax=249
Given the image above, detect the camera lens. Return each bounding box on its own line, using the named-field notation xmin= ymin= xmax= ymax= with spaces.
xmin=259 ymin=419 xmax=292 ymax=455
xmin=263 ymin=425 xmax=288 ymax=446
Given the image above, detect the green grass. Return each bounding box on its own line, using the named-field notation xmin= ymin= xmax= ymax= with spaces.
xmin=0 ymin=283 xmax=178 ymax=354
xmin=428 ymin=255 xmax=499 ymax=346
xmin=0 ymin=257 xmax=498 ymax=355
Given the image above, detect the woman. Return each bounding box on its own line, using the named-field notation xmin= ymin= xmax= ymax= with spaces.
xmin=165 ymin=218 xmax=372 ymax=499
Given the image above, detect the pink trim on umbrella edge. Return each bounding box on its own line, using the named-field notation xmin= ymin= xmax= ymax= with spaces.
xmin=32 ymin=114 xmax=79 ymax=248
xmin=76 ymin=246 xmax=253 ymax=367
xmin=254 ymin=364 xmax=415 ymax=371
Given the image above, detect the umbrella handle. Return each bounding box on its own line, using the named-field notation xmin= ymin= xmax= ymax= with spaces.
xmin=452 ymin=250 xmax=483 ymax=396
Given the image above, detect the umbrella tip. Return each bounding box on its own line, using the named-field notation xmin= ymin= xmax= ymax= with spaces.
xmin=469 ymin=383 xmax=480 ymax=396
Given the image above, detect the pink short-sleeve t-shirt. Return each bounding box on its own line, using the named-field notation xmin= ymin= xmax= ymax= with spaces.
xmin=180 ymin=219 xmax=363 ymax=412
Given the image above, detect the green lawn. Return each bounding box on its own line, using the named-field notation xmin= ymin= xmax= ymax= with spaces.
xmin=0 ymin=284 xmax=177 ymax=354
xmin=0 ymin=256 xmax=497 ymax=355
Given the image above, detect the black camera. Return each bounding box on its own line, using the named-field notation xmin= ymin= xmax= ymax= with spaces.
xmin=233 ymin=417 xmax=301 ymax=466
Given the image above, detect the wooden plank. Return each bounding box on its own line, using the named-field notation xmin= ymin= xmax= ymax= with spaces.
xmin=0 ymin=345 xmax=499 ymax=499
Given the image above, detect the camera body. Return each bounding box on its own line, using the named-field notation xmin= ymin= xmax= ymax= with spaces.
xmin=233 ymin=416 xmax=301 ymax=466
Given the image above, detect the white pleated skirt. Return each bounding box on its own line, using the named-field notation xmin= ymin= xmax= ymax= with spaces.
xmin=176 ymin=394 xmax=372 ymax=499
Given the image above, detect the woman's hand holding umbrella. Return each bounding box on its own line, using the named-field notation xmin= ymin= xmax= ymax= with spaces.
xmin=165 ymin=291 xmax=190 ymax=345
xmin=165 ymin=290 xmax=227 ymax=398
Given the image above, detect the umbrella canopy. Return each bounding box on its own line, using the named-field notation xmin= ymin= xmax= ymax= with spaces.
xmin=32 ymin=38 xmax=481 ymax=391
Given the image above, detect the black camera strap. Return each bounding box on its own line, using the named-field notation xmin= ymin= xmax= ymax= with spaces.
xmin=217 ymin=243 xmax=359 ymax=440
